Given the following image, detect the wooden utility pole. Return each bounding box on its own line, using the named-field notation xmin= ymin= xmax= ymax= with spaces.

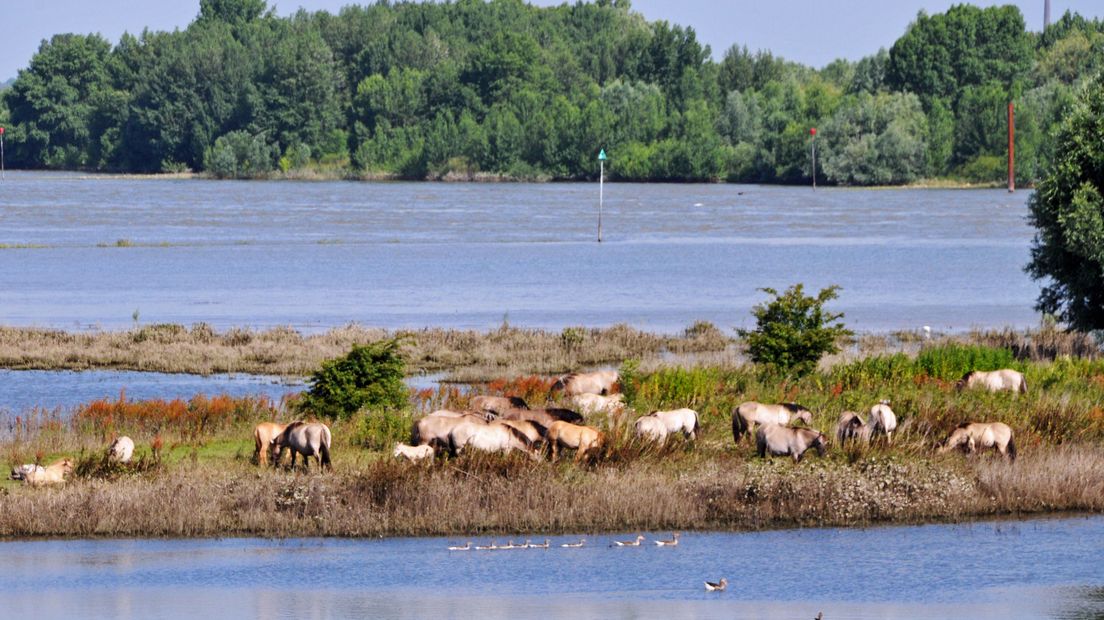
xmin=810 ymin=127 xmax=817 ymax=191
xmin=1008 ymin=103 xmax=1015 ymax=193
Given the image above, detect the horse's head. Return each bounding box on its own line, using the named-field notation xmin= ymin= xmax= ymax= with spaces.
xmin=937 ymin=428 xmax=967 ymax=453
xmin=813 ymin=432 xmax=828 ymax=456
xmin=956 ymin=372 xmax=976 ymax=390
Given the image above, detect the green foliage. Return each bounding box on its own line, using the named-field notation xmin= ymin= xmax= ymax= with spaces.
xmin=741 ymin=284 xmax=853 ymax=376
xmin=352 ymin=409 xmax=414 ymax=451
xmin=203 ymin=130 xmax=277 ymax=178
xmin=914 ymin=344 xmax=1017 ymax=380
xmin=300 ymin=340 xmax=408 ymax=420
xmin=820 ymin=91 xmax=928 ymax=185
xmin=1027 ymin=74 xmax=1104 ymax=330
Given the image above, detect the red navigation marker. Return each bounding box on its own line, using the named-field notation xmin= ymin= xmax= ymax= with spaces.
xmin=809 ymin=127 xmax=816 ymax=136
xmin=0 ymin=127 xmax=5 ymax=135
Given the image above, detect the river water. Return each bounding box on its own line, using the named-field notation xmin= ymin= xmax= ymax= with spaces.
xmin=0 ymin=171 xmax=1039 ymax=333
xmin=1 ymin=515 xmax=1101 ymax=619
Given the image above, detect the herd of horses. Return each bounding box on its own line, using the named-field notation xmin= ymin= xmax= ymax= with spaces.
xmin=10 ymin=367 xmax=1022 ymax=485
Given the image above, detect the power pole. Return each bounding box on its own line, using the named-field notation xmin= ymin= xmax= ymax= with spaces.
xmin=1008 ymin=102 xmax=1015 ymax=193
xmin=1044 ymin=0 xmax=1051 ymax=29
xmin=809 ymin=127 xmax=817 ymax=191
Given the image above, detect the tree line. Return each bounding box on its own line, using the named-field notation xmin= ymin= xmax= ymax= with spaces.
xmin=0 ymin=0 xmax=1101 ymax=184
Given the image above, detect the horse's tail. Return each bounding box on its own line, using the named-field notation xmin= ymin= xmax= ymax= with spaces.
xmin=410 ymin=419 xmax=422 ymax=446
xmin=692 ymin=412 xmax=701 ymax=440
xmin=1019 ymin=378 xmax=1028 ymax=394
xmin=320 ymin=426 xmax=332 ymax=470
xmin=732 ymin=408 xmax=747 ymax=443
xmin=1006 ymin=435 xmax=1017 ymax=461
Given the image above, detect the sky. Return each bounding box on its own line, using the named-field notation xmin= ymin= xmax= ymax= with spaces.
xmin=1 ymin=1 xmax=1102 ymax=81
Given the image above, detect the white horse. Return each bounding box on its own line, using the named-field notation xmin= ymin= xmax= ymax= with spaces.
xmin=866 ymin=401 xmax=897 ymax=444
xmin=10 ymin=464 xmax=44 ymax=481
xmin=570 ymin=393 xmax=625 ymax=416
xmin=836 ymin=411 xmax=866 ymax=443
xmin=958 ymin=369 xmax=1027 ymax=394
xmin=23 ymin=458 xmax=74 ymax=486
xmin=755 ymin=424 xmax=828 ymax=463
xmin=938 ymin=422 xmax=1016 ymax=460
xmin=651 ymin=408 xmax=700 ymax=439
xmin=272 ymin=421 xmax=332 ymax=471
xmin=634 ymin=415 xmax=669 ymax=443
xmin=392 ymin=443 xmax=435 ymax=462
xmin=109 ymin=436 xmax=135 ymax=463
xmin=732 ymin=402 xmax=813 ymax=443
xmin=551 ymin=370 xmax=619 ymax=396
xmin=448 ymin=420 xmax=536 ymax=458
xmin=412 ymin=412 xmax=487 ymax=449
xmin=469 ymin=395 xmax=528 ymax=415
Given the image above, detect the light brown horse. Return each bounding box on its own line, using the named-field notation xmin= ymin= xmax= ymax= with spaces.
xmin=755 ymin=424 xmax=827 ymax=463
xmin=24 ymin=458 xmax=74 ymax=486
xmin=732 ymin=402 xmax=814 ymax=443
xmin=271 ymin=421 xmax=332 ymax=471
xmin=412 ymin=412 xmax=487 ymax=449
xmin=867 ymin=401 xmax=898 ymax=444
xmin=570 ymin=393 xmax=625 ymax=416
xmin=254 ymin=422 xmax=288 ymax=466
xmin=836 ymin=411 xmax=866 ymax=443
xmin=938 ymin=422 xmax=1016 ymax=460
xmin=496 ymin=419 xmax=545 ymax=445
xmin=447 ymin=420 xmax=538 ymax=458
xmin=958 ymin=369 xmax=1027 ymax=394
xmin=546 ymin=421 xmax=605 ymax=462
xmin=500 ymin=407 xmax=584 ymax=428
xmin=469 ymin=395 xmax=529 ymax=416
xmin=550 ymin=370 xmax=619 ymax=397
xmin=634 ymin=414 xmax=669 ymax=443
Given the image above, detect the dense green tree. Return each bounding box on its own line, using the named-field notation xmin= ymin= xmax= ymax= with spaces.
xmin=821 ymin=92 xmax=928 ymax=185
xmin=740 ymin=284 xmax=852 ymax=376
xmin=1026 ymin=75 xmax=1104 ymax=330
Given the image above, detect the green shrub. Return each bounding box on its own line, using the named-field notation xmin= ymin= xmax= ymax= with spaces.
xmin=914 ymin=344 xmax=1017 ymax=380
xmin=741 ymin=284 xmax=852 ymax=376
xmin=203 ymin=130 xmax=278 ymax=179
xmin=299 ymin=339 xmax=408 ymax=419
xmin=353 ymin=409 xmax=414 ymax=451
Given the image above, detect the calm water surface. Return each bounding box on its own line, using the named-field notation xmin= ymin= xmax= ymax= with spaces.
xmin=0 ymin=171 xmax=1039 ymax=333
xmin=1 ymin=516 xmax=1101 ymax=619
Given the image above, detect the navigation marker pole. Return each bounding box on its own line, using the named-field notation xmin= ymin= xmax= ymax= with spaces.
xmin=598 ymin=149 xmax=606 ymax=243
xmin=0 ymin=126 xmax=5 ymax=181
xmin=809 ymin=127 xmax=817 ymax=191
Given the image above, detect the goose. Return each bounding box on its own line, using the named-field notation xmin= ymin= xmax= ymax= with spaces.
xmin=529 ymin=539 xmax=550 ymax=549
xmin=502 ymin=540 xmax=523 ymax=550
xmin=612 ymin=534 xmax=645 ymax=547
xmin=447 ymin=541 xmax=472 ymax=551
xmin=704 ymin=578 xmax=727 ymax=592
xmin=560 ymin=538 xmax=586 ymax=548
xmin=475 ymin=541 xmax=498 ymax=550
xmin=654 ymin=532 xmax=680 ymax=546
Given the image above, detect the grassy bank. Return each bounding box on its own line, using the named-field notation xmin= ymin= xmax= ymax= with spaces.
xmin=3 ymin=341 xmax=1104 ymax=538
xmin=0 ymin=323 xmax=1096 ymax=380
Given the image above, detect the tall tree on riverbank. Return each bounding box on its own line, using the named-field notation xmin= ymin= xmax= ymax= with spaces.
xmin=1026 ymin=75 xmax=1104 ymax=330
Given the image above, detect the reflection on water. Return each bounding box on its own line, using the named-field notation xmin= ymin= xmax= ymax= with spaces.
xmin=1 ymin=516 xmax=1102 ymax=619
xmin=0 ymin=172 xmax=1040 ymax=332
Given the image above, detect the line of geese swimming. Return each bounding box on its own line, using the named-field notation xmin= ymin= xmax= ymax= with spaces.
xmin=447 ymin=532 xmax=680 ymax=551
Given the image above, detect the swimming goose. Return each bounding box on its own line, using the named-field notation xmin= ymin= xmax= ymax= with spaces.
xmin=612 ymin=534 xmax=645 ymax=547
xmin=654 ymin=532 xmax=680 ymax=546
xmin=704 ymin=578 xmax=727 ymax=592
xmin=447 ymin=541 xmax=472 ymax=551
xmin=475 ymin=541 xmax=498 ymax=550
xmin=560 ymin=538 xmax=586 ymax=548
xmin=502 ymin=540 xmax=522 ymax=550
xmin=530 ymin=539 xmax=550 ymax=549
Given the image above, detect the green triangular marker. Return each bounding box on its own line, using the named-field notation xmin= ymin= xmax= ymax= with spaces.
xmin=598 ymin=149 xmax=606 ymax=161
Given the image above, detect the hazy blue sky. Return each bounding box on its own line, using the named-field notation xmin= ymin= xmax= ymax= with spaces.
xmin=2 ymin=1 xmax=1101 ymax=81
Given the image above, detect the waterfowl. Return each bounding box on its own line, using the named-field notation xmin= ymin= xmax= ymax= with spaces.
xmin=612 ymin=534 xmax=645 ymax=547
xmin=530 ymin=539 xmax=550 ymax=549
xmin=704 ymin=578 xmax=727 ymax=592
xmin=654 ymin=532 xmax=680 ymax=546
xmin=561 ymin=538 xmax=586 ymax=548
xmin=502 ymin=540 xmax=522 ymax=550
xmin=475 ymin=541 xmax=498 ymax=550
xmin=447 ymin=541 xmax=472 ymax=551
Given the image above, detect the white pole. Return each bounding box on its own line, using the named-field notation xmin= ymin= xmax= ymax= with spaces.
xmin=1 ymin=133 xmax=5 ymax=181
xmin=598 ymin=159 xmax=603 ymax=243
xmin=811 ymin=135 xmax=816 ymax=191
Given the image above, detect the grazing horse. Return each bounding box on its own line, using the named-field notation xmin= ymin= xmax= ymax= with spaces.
xmin=867 ymin=401 xmax=898 ymax=444
xmin=732 ymin=402 xmax=814 ymax=443
xmin=392 ymin=443 xmax=435 ymax=462
xmin=500 ymin=407 xmax=583 ymax=428
xmin=938 ymin=422 xmax=1016 ymax=460
xmin=652 ymin=408 xmax=700 ymax=439
xmin=254 ymin=422 xmax=288 ymax=466
xmin=496 ymin=419 xmax=546 ymax=444
xmin=24 ymin=458 xmax=74 ymax=486
xmin=469 ymin=395 xmax=529 ymax=416
xmin=108 ymin=436 xmax=135 ymax=463
xmin=412 ymin=412 xmax=487 ymax=449
xmin=550 ymin=370 xmax=619 ymax=397
xmin=546 ymin=421 xmax=605 ymax=463
xmin=634 ymin=414 xmax=669 ymax=443
xmin=755 ymin=424 xmax=827 ymax=463
xmin=836 ymin=411 xmax=866 ymax=443
xmin=272 ymin=422 xmax=332 ymax=471
xmin=958 ymin=369 xmax=1027 ymax=394
xmin=447 ymin=420 xmax=537 ymax=458
xmin=570 ymin=393 xmax=625 ymax=416
xmin=10 ymin=464 xmax=44 ymax=481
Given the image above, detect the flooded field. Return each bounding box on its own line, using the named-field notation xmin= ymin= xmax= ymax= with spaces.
xmin=0 ymin=172 xmax=1038 ymax=333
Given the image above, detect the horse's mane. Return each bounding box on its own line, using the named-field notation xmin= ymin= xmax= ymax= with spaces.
xmin=955 ymin=421 xmax=973 ymax=430
xmin=507 ymin=396 xmax=529 ymax=409
xmin=960 ymin=370 xmax=977 ymax=381
xmin=781 ymin=402 xmax=807 ymax=413
xmin=502 ymin=424 xmax=534 ymax=447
